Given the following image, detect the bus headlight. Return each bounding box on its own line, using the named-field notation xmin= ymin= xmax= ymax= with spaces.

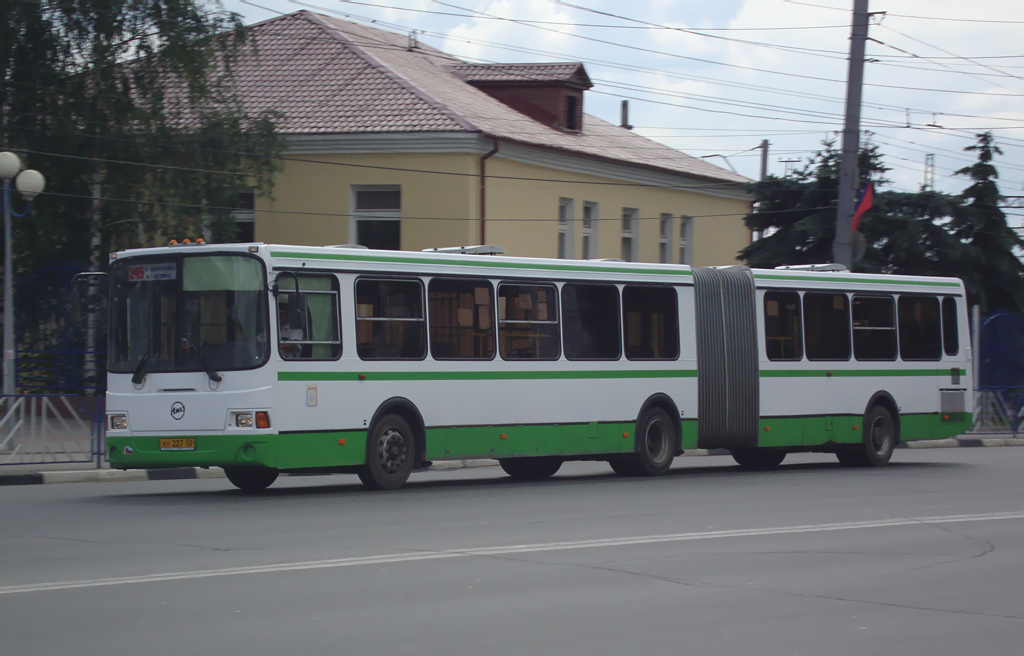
xmin=235 ymin=412 xmax=254 ymax=428
xmin=109 ymin=414 xmax=128 ymax=430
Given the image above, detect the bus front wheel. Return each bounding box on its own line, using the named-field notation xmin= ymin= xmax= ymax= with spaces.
xmin=610 ymin=407 xmax=676 ymax=476
xmin=359 ymin=414 xmax=416 ymax=490
xmin=498 ymin=457 xmax=563 ymax=481
xmin=837 ymin=405 xmax=896 ymax=467
xmin=224 ymin=466 xmax=279 ymax=492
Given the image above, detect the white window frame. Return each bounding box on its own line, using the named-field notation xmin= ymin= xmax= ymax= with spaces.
xmin=558 ymin=198 xmax=575 ymax=259
xmin=658 ymin=213 xmax=673 ymax=263
xmin=679 ymin=215 xmax=694 ymax=265
xmin=621 ymin=208 xmax=639 ymax=262
xmin=350 ymin=185 xmax=401 ymax=248
xmin=582 ymin=201 xmax=598 ymax=259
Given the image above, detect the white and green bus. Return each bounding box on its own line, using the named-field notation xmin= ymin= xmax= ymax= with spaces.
xmin=103 ymin=242 xmax=972 ymax=491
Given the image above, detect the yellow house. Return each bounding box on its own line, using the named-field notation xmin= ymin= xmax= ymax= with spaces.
xmin=234 ymin=11 xmax=753 ymax=266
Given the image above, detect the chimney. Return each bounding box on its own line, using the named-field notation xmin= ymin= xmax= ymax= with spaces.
xmin=620 ymin=100 xmax=633 ymax=130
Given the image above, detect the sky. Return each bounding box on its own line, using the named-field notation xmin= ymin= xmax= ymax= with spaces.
xmin=225 ymin=0 xmax=1024 ymax=225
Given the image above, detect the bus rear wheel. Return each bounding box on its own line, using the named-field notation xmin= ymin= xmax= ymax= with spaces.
xmin=731 ymin=448 xmax=786 ymax=470
xmin=498 ymin=457 xmax=563 ymax=481
xmin=358 ymin=414 xmax=416 ymax=490
xmin=836 ymin=405 xmax=896 ymax=467
xmin=610 ymin=407 xmax=676 ymax=476
xmin=224 ymin=466 xmax=279 ymax=492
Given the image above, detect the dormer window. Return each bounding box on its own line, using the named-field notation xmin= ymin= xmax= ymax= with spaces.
xmin=565 ymin=95 xmax=579 ymax=132
xmin=450 ymin=63 xmax=592 ymax=133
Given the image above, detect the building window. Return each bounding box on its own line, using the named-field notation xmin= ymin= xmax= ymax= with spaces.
xmin=231 ymin=189 xmax=255 ymax=243
xmin=498 ymin=284 xmax=560 ymax=360
xmin=679 ymin=216 xmax=693 ymax=265
xmin=351 ymin=185 xmax=401 ymax=250
xmin=658 ymin=214 xmax=673 ymax=263
xmin=565 ymin=94 xmax=579 ymax=131
xmin=621 ymin=208 xmax=639 ymax=262
xmin=428 ymin=278 xmax=495 ymax=360
xmin=582 ymin=202 xmax=598 ymax=259
xmin=355 ymin=278 xmax=425 ymax=360
xmin=558 ymin=198 xmax=574 ymax=259
xmin=764 ymin=291 xmax=802 ymax=361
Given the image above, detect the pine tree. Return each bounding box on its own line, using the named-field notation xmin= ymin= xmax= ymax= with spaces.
xmin=949 ymin=132 xmax=1024 ymax=313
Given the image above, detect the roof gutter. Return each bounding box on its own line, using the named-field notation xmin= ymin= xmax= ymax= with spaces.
xmin=479 ymin=139 xmax=499 ymax=244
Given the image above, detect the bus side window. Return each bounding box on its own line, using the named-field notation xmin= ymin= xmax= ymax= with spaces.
xmin=942 ymin=297 xmax=959 ymax=356
xmin=852 ymin=295 xmax=897 ymax=361
xmin=428 ymin=278 xmax=495 ymax=360
xmin=277 ymin=274 xmax=341 ymax=361
xmin=622 ymin=285 xmax=679 ymax=360
xmin=355 ymin=279 xmax=426 ymax=360
xmin=898 ymin=295 xmax=941 ymax=361
xmin=764 ymin=290 xmax=802 ymax=361
xmin=498 ymin=284 xmax=560 ymax=360
xmin=561 ymin=283 xmax=620 ymax=360
xmin=803 ymin=292 xmax=851 ymax=361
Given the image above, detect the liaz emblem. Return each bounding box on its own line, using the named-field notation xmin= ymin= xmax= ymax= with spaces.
xmin=170 ymin=402 xmax=185 ymax=420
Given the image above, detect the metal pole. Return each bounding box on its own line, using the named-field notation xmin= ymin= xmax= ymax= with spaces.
xmin=759 ymin=139 xmax=769 ymax=180
xmin=833 ymin=0 xmax=870 ymax=268
xmin=3 ymin=178 xmax=14 ymax=397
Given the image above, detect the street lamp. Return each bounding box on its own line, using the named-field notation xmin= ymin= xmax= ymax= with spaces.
xmin=0 ymin=151 xmax=46 ymax=398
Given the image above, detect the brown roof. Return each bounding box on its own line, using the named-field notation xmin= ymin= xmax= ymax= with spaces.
xmin=449 ymin=63 xmax=592 ymax=88
xmin=230 ymin=11 xmax=748 ymax=185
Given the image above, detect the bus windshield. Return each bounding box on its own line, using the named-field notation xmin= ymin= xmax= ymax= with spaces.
xmin=108 ymin=254 xmax=269 ymax=375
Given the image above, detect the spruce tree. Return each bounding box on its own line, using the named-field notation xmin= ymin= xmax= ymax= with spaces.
xmin=950 ymin=132 xmax=1024 ymax=313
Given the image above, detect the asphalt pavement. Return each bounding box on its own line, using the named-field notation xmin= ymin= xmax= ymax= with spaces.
xmin=2 ymin=448 xmax=1023 ymax=656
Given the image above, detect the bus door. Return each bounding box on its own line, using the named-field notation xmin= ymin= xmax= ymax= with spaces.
xmin=692 ymin=266 xmax=760 ymax=450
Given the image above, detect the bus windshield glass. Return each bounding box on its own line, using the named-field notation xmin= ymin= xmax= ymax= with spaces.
xmin=108 ymin=254 xmax=269 ymax=374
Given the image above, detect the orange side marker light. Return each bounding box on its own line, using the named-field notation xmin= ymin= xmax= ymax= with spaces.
xmin=623 ymin=432 xmax=630 ymax=438
xmin=255 ymin=411 xmax=271 ymax=429
xmin=338 ymin=439 xmax=346 ymax=446
xmin=500 ymin=433 xmax=507 ymax=440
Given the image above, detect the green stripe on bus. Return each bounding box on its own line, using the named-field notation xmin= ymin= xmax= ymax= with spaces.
xmin=761 ymin=368 xmax=965 ymax=378
xmin=269 ymin=250 xmax=693 ymax=277
xmin=753 ymin=273 xmax=961 ymax=288
xmin=278 ymin=369 xmax=698 ymax=382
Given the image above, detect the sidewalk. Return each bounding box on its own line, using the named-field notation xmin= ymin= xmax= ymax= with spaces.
xmin=2 ymin=434 xmax=1021 ymax=487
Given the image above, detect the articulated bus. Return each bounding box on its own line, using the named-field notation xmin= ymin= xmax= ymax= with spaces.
xmin=103 ymin=242 xmax=972 ymax=491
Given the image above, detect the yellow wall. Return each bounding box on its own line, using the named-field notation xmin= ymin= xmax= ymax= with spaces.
xmin=255 ymin=151 xmax=752 ymax=266
xmin=255 ymin=153 xmax=477 ymax=248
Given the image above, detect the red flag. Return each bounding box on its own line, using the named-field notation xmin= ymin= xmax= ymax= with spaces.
xmin=850 ymin=181 xmax=874 ymax=233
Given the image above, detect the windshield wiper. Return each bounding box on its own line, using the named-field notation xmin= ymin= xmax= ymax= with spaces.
xmin=181 ymin=336 xmax=223 ymax=383
xmin=131 ymin=340 xmax=154 ymax=386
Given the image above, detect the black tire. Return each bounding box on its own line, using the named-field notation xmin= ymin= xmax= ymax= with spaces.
xmin=612 ymin=407 xmax=676 ymax=476
xmin=836 ymin=405 xmax=896 ymax=467
xmin=731 ymin=447 xmax=786 ymax=470
xmin=498 ymin=457 xmax=563 ymax=481
xmin=223 ymin=466 xmax=279 ymax=492
xmin=358 ymin=414 xmax=416 ymax=490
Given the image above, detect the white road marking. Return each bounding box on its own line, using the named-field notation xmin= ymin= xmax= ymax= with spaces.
xmin=2 ymin=511 xmax=1021 ymax=595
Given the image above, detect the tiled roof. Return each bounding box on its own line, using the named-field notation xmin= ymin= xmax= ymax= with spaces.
xmin=229 ymin=11 xmax=747 ymax=185
xmin=449 ymin=63 xmax=592 ymax=87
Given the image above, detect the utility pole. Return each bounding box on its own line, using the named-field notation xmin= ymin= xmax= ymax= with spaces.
xmin=832 ymin=0 xmax=870 ymax=268
xmin=924 ymin=154 xmax=935 ymax=190
xmin=759 ymin=139 xmax=770 ymax=180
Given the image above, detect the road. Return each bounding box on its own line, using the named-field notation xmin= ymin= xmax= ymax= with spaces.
xmin=2 ymin=448 xmax=1023 ymax=656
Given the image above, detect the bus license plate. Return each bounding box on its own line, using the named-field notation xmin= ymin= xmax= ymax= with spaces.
xmin=159 ymin=438 xmax=195 ymax=451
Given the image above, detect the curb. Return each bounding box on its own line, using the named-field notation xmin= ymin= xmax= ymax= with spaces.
xmin=2 ymin=437 xmax=1021 ymax=486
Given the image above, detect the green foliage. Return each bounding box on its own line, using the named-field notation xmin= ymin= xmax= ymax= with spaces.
xmin=1 ymin=0 xmax=283 ymax=271
xmin=741 ymin=133 xmax=1022 ymax=313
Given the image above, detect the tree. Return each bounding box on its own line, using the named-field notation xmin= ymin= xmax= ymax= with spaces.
xmin=949 ymin=132 xmax=1023 ymax=314
xmin=740 ymin=140 xmax=889 ymax=268
xmin=1 ymin=0 xmax=283 ymax=272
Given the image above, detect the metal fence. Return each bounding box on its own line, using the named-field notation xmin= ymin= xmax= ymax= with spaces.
xmin=0 ymin=394 xmax=105 ymax=466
